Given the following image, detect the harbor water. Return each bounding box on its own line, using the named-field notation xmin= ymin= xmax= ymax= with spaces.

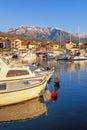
xmin=0 ymin=59 xmax=87 ymax=130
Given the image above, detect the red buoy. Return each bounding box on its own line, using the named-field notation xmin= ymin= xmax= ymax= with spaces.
xmin=51 ymin=90 xmax=58 ymax=98
xmin=51 ymin=91 xmax=58 ymax=101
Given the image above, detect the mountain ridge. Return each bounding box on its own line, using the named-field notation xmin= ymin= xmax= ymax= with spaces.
xmin=4 ymin=26 xmax=87 ymax=43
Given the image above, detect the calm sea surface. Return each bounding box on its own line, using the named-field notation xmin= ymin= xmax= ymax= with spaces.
xmin=0 ymin=59 xmax=87 ymax=130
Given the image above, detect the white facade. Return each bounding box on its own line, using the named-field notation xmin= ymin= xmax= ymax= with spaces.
xmin=11 ymin=39 xmax=22 ymax=49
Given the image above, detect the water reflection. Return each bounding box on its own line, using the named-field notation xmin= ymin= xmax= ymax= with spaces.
xmin=0 ymin=89 xmax=51 ymax=123
xmin=54 ymin=82 xmax=60 ymax=91
xmin=51 ymin=82 xmax=60 ymax=101
xmin=38 ymin=59 xmax=87 ymax=73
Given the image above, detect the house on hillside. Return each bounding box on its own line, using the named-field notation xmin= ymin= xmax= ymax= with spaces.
xmin=27 ymin=41 xmax=38 ymax=50
xmin=79 ymin=42 xmax=87 ymax=49
xmin=46 ymin=42 xmax=60 ymax=51
xmin=10 ymin=38 xmax=22 ymax=49
xmin=18 ymin=41 xmax=27 ymax=50
xmin=63 ymin=40 xmax=77 ymax=50
xmin=39 ymin=42 xmax=49 ymax=51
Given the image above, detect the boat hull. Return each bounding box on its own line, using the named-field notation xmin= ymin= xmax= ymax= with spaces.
xmin=0 ymin=79 xmax=47 ymax=107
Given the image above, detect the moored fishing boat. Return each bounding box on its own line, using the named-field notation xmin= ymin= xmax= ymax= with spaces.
xmin=0 ymin=78 xmax=47 ymax=107
xmin=0 ymin=57 xmax=48 ymax=106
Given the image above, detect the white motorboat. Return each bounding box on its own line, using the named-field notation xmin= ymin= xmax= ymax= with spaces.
xmin=55 ymin=53 xmax=70 ymax=60
xmin=0 ymin=57 xmax=48 ymax=106
xmin=19 ymin=50 xmax=37 ymax=64
xmin=70 ymin=49 xmax=87 ymax=61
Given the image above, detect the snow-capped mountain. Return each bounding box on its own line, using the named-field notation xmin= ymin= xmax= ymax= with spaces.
xmin=4 ymin=26 xmax=87 ymax=43
xmin=75 ymin=33 xmax=87 ymax=38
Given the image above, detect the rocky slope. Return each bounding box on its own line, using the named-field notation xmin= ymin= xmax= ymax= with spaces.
xmin=4 ymin=26 xmax=87 ymax=43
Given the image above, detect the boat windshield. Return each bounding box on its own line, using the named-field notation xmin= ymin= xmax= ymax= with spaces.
xmin=6 ymin=70 xmax=29 ymax=77
xmin=1 ymin=57 xmax=9 ymax=65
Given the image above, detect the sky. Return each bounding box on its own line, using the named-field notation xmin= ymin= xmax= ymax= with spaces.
xmin=0 ymin=0 xmax=87 ymax=34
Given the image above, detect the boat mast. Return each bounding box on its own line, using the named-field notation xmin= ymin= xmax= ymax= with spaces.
xmin=70 ymin=32 xmax=71 ymax=44
xmin=78 ymin=26 xmax=80 ymax=43
xmin=60 ymin=31 xmax=62 ymax=44
xmin=78 ymin=26 xmax=81 ymax=49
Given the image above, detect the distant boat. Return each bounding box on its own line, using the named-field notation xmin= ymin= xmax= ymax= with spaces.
xmin=70 ymin=49 xmax=87 ymax=61
xmin=45 ymin=51 xmax=59 ymax=59
xmin=70 ymin=27 xmax=87 ymax=61
xmin=19 ymin=50 xmax=37 ymax=64
xmin=55 ymin=50 xmax=71 ymax=60
xmin=56 ymin=53 xmax=69 ymax=60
